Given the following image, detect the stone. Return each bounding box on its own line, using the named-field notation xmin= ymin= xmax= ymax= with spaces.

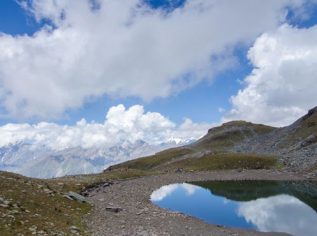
xmin=175 ymin=168 xmax=184 ymax=173
xmin=136 ymin=208 xmax=148 ymax=215
xmin=0 ymin=203 xmax=9 ymax=208
xmin=64 ymin=195 xmax=74 ymax=201
xmin=65 ymin=192 xmax=87 ymax=203
xmin=69 ymin=226 xmax=80 ymax=231
xmin=105 ymin=206 xmax=122 ymax=213
xmin=43 ymin=188 xmax=54 ymax=194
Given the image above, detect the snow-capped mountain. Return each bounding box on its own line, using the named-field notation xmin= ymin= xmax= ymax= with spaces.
xmin=0 ymin=139 xmax=192 ymax=178
xmin=0 ymin=104 xmax=209 ymax=178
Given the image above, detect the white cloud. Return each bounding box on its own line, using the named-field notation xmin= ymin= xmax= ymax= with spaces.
xmin=0 ymin=0 xmax=306 ymax=119
xmin=238 ymin=194 xmax=317 ymax=236
xmin=0 ymin=104 xmax=210 ymax=150
xmin=225 ymin=24 xmax=317 ymax=127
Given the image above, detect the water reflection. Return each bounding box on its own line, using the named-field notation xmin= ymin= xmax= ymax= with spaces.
xmin=150 ymin=183 xmax=198 ymax=201
xmin=151 ymin=181 xmax=317 ymax=236
xmin=238 ymin=194 xmax=317 ymax=236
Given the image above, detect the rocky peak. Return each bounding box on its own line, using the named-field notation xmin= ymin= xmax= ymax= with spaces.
xmin=308 ymin=106 xmax=317 ymax=117
xmin=298 ymin=106 xmax=317 ymax=123
xmin=207 ymin=121 xmax=250 ymax=133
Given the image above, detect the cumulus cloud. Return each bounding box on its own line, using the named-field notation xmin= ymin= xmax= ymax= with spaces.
xmin=0 ymin=104 xmax=211 ymax=150
xmin=225 ymin=24 xmax=317 ymax=127
xmin=0 ymin=0 xmax=307 ymax=119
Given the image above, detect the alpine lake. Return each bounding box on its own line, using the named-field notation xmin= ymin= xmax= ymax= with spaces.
xmin=151 ymin=180 xmax=317 ymax=236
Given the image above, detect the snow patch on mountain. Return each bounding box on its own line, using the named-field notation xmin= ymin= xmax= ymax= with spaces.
xmin=0 ymin=140 xmax=189 ymax=178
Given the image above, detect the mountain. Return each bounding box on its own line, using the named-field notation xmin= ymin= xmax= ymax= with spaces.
xmin=1 ymin=107 xmax=316 ymax=178
xmin=110 ymin=107 xmax=317 ymax=173
xmin=0 ymin=139 xmax=189 ymax=178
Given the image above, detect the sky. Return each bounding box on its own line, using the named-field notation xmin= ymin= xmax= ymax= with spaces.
xmin=0 ymin=0 xmax=317 ymax=149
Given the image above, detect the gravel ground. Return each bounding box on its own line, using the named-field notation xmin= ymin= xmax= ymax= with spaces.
xmin=84 ymin=169 xmax=314 ymax=236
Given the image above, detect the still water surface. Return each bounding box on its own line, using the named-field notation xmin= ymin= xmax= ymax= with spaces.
xmin=151 ymin=181 xmax=317 ymax=236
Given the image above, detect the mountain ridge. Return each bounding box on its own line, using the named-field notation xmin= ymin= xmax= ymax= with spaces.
xmin=110 ymin=106 xmax=317 ymax=172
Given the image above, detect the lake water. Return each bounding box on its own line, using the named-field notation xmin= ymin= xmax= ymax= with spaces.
xmin=151 ymin=181 xmax=317 ymax=236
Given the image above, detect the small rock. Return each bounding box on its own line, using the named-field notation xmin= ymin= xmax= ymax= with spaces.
xmin=136 ymin=209 xmax=146 ymax=215
xmin=105 ymin=206 xmax=122 ymax=213
xmin=69 ymin=226 xmax=80 ymax=231
xmin=65 ymin=192 xmax=87 ymax=203
xmin=29 ymin=225 xmax=37 ymax=232
xmin=43 ymin=188 xmax=53 ymax=194
xmin=102 ymin=182 xmax=112 ymax=187
xmin=0 ymin=203 xmax=9 ymax=208
xmin=175 ymin=168 xmax=184 ymax=173
xmin=64 ymin=195 xmax=74 ymax=201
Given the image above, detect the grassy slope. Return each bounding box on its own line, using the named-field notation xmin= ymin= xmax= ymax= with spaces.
xmin=110 ymin=152 xmax=278 ymax=172
xmin=257 ymin=107 xmax=317 ymax=151
xmin=0 ymin=172 xmax=88 ymax=235
xmin=166 ymin=153 xmax=277 ymax=171
xmin=109 ymin=121 xmax=279 ymax=172
xmin=110 ymin=147 xmax=194 ymax=170
xmin=0 ymin=169 xmax=152 ymax=235
xmin=281 ymin=108 xmax=317 ymax=148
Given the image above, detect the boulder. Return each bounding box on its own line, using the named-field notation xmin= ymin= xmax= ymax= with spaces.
xmin=65 ymin=191 xmax=87 ymax=203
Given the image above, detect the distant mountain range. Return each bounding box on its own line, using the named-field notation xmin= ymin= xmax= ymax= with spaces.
xmin=0 ymin=139 xmax=192 ymax=178
xmin=2 ymin=107 xmax=316 ymax=178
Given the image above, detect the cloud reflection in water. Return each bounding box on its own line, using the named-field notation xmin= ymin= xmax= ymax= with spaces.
xmin=238 ymin=194 xmax=317 ymax=236
xmin=151 ymin=183 xmax=317 ymax=236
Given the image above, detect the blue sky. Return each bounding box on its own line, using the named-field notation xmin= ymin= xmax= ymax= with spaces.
xmin=0 ymin=0 xmax=316 ymax=128
xmin=70 ymin=62 xmax=247 ymax=125
xmin=0 ymin=0 xmax=247 ymax=125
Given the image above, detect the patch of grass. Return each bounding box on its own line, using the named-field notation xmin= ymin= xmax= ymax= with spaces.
xmin=109 ymin=151 xmax=278 ymax=173
xmin=109 ymin=147 xmax=193 ymax=171
xmin=0 ymin=172 xmax=91 ymax=236
xmin=167 ymin=153 xmax=278 ymax=171
xmin=0 ymin=168 xmax=156 ymax=236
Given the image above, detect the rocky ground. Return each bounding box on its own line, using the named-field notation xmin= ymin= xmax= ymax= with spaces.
xmin=84 ymin=169 xmax=314 ymax=236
